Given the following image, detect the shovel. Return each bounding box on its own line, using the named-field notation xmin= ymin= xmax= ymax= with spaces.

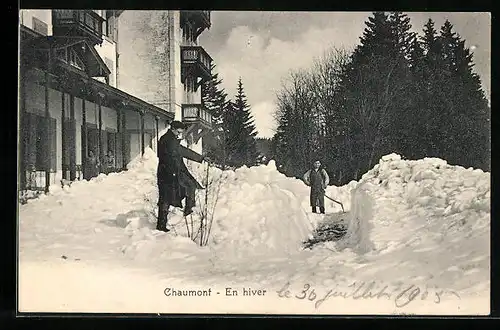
xmin=324 ymin=194 xmax=345 ymax=213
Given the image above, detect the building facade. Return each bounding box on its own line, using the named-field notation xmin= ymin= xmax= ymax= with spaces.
xmin=116 ymin=11 xmax=213 ymax=154
xmin=18 ymin=10 xmax=213 ymax=194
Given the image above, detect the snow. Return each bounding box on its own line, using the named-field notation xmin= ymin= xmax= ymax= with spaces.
xmin=18 ymin=149 xmax=490 ymax=315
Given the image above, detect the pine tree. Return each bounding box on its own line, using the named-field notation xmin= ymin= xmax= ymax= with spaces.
xmin=437 ymin=20 xmax=490 ymax=169
xmin=388 ymin=11 xmax=415 ymax=60
xmin=406 ymin=34 xmax=428 ymax=159
xmin=417 ymin=18 xmax=446 ymax=157
xmin=337 ymin=11 xmax=415 ymax=177
xmin=273 ymin=94 xmax=294 ymax=174
xmin=201 ymin=63 xmax=230 ymax=168
xmin=225 ymin=78 xmax=259 ymax=167
xmin=385 ymin=11 xmax=417 ymax=157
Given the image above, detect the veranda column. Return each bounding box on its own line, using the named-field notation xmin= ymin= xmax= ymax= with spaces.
xmin=116 ymin=107 xmax=122 ymax=170
xmin=97 ymin=92 xmax=104 ymax=173
xmin=81 ymin=88 xmax=88 ymax=179
xmin=69 ymin=94 xmax=76 ymax=180
xmin=140 ymin=109 xmax=145 ymax=156
xmin=61 ymin=91 xmax=66 ymax=180
xmin=44 ymin=47 xmax=52 ymax=193
xmin=155 ymin=115 xmax=159 ymax=154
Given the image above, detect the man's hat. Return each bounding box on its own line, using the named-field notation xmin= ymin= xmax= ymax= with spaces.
xmin=170 ymin=120 xmax=186 ymax=130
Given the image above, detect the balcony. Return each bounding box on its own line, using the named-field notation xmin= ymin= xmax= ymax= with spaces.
xmin=52 ymin=10 xmax=104 ymax=45
xmin=181 ymin=46 xmax=212 ymax=84
xmin=182 ymin=104 xmax=212 ymax=129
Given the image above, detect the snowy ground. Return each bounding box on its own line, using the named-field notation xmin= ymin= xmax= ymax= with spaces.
xmin=18 ymin=149 xmax=490 ymax=315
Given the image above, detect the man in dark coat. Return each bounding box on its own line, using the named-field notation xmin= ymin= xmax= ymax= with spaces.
xmin=303 ymin=160 xmax=330 ymax=214
xmin=156 ymin=121 xmax=208 ymax=232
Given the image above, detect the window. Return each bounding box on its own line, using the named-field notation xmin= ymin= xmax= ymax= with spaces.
xmin=183 ymin=23 xmax=195 ymax=44
xmin=23 ymin=113 xmax=57 ymax=172
xmin=187 ymin=76 xmax=196 ymax=93
xmin=184 ymin=76 xmax=196 ymax=103
xmin=105 ymin=11 xmax=117 ymax=41
xmin=32 ymin=17 xmax=48 ymax=36
xmin=62 ymin=118 xmax=76 ymax=177
xmin=105 ymin=131 xmax=117 ymax=171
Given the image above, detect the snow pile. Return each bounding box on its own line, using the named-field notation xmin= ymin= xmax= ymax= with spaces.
xmin=19 ymin=150 xmax=160 ymax=259
xmin=336 ymin=183 xmax=375 ymax=254
xmin=356 ymin=153 xmax=490 ymax=247
xmin=331 ymin=153 xmax=490 ymax=292
xmin=207 ymin=162 xmax=314 ymax=256
xmin=170 ymin=160 xmax=316 ymax=256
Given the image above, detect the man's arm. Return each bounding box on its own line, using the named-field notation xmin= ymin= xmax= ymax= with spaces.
xmin=322 ymin=169 xmax=330 ymax=187
xmin=303 ymin=170 xmax=311 ymax=186
xmin=179 ymin=145 xmax=205 ymax=163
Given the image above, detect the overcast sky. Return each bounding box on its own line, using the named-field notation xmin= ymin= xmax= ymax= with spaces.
xmin=199 ymin=12 xmax=491 ymax=138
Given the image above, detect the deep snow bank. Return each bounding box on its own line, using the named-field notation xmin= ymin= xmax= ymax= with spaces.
xmin=352 ymin=153 xmax=490 ymax=250
xmin=200 ymin=162 xmax=314 ymax=256
xmin=327 ymin=153 xmax=491 ymax=291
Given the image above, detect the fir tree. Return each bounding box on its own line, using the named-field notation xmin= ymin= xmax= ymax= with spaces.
xmin=406 ymin=35 xmax=429 ymax=159
xmin=225 ymin=78 xmax=259 ymax=167
xmin=337 ymin=11 xmax=415 ymax=176
xmin=437 ymin=20 xmax=490 ymax=169
xmin=417 ymin=18 xmax=446 ymax=157
xmin=201 ymin=63 xmax=230 ymax=168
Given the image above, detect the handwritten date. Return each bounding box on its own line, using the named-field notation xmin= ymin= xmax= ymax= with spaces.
xmin=276 ymin=281 xmax=460 ymax=309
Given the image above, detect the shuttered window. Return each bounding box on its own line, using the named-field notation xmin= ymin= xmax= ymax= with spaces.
xmin=63 ymin=119 xmax=76 ymax=173
xmin=24 ymin=113 xmax=57 ymax=172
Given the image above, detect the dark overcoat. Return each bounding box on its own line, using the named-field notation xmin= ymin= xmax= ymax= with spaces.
xmin=157 ymin=130 xmax=204 ymax=208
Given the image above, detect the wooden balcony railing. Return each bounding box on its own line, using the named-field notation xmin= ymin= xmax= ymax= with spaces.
xmin=52 ymin=10 xmax=104 ymax=44
xmin=181 ymin=104 xmax=212 ymax=128
xmin=181 ymin=45 xmax=212 ymax=82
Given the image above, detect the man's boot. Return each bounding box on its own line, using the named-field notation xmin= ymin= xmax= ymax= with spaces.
xmin=184 ymin=185 xmax=195 ymax=217
xmin=312 ymin=207 xmax=317 ymax=213
xmin=319 ymin=206 xmax=325 ymax=214
xmin=156 ymin=203 xmax=170 ymax=232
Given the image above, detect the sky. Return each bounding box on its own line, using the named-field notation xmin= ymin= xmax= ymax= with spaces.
xmin=199 ymin=12 xmax=491 ymax=138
